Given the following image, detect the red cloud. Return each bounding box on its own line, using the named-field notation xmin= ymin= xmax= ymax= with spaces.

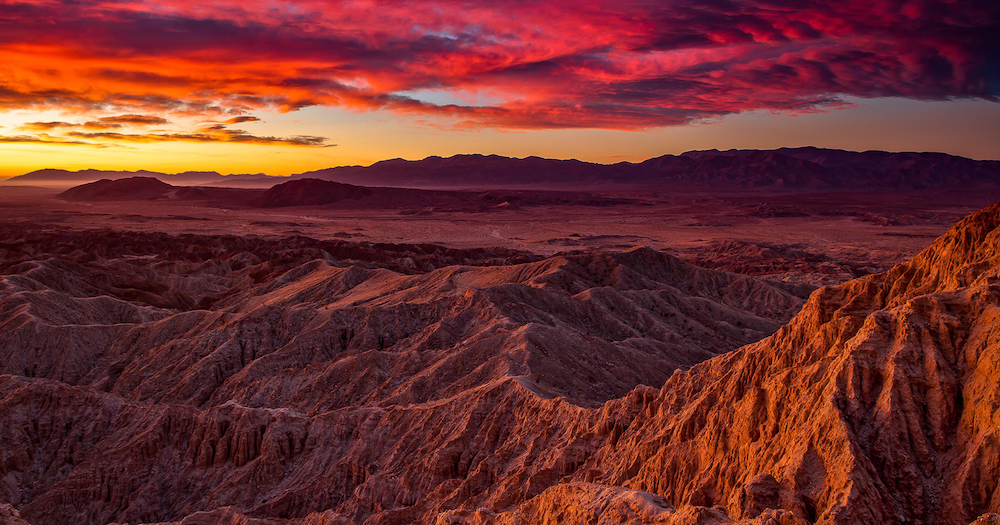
xmin=0 ymin=0 xmax=995 ymax=134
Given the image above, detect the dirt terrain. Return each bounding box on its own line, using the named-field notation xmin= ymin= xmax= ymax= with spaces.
xmin=2 ymin=150 xmax=1000 ymax=524
xmin=0 ymin=194 xmax=998 ymax=524
xmin=1 ymin=181 xmax=995 ymax=286
xmin=6 ymin=147 xmax=998 ymax=289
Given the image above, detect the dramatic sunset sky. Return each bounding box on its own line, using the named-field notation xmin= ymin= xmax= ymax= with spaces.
xmin=0 ymin=0 xmax=997 ymax=177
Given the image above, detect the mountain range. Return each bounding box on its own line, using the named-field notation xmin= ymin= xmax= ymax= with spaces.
xmin=298 ymin=148 xmax=1000 ymax=190
xmin=6 ymin=147 xmax=1000 ymax=191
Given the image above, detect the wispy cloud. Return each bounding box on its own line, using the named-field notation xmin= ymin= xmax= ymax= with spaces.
xmin=15 ymin=112 xmax=329 ymax=146
xmin=0 ymin=134 xmax=100 ymax=146
xmin=66 ymin=130 xmax=331 ymax=147
xmin=224 ymin=116 xmax=262 ymax=124
xmin=20 ymin=114 xmax=172 ymax=132
xmin=93 ymin=114 xmax=171 ymax=127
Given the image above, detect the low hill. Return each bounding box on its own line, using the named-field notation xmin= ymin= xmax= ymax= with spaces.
xmin=57 ymin=177 xmax=174 ymax=201
xmin=250 ymin=177 xmax=639 ymax=211
xmin=57 ymin=177 xmax=263 ymax=206
xmin=252 ymin=178 xmax=374 ymax=207
xmin=54 ymin=176 xmax=638 ymax=213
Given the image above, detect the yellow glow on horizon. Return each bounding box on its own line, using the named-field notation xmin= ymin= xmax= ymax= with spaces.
xmin=1 ymin=98 xmax=998 ymax=180
xmin=0 ymin=142 xmax=354 ymax=178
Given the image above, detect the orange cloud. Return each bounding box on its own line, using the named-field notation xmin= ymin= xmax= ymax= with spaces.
xmin=21 ymin=114 xmax=172 ymax=132
xmin=0 ymin=0 xmax=995 ymax=143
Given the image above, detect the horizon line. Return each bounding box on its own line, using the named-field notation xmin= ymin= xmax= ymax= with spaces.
xmin=3 ymin=145 xmax=999 ymax=181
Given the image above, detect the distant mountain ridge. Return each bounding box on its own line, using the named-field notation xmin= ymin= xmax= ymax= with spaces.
xmin=4 ymin=169 xmax=283 ymax=189
xmin=295 ymin=147 xmax=1000 ymax=190
xmin=7 ymin=147 xmax=1000 ymax=190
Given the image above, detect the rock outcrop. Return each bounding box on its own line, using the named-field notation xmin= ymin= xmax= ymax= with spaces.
xmin=0 ymin=505 xmax=31 ymax=525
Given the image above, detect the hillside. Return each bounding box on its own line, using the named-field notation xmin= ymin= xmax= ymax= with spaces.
xmin=57 ymin=177 xmax=174 ymax=201
xmin=56 ymin=177 xmax=262 ymax=206
xmin=252 ymin=179 xmax=375 ymax=207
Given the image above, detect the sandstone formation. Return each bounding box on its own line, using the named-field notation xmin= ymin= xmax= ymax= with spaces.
xmin=1 ymin=201 xmax=999 ymax=524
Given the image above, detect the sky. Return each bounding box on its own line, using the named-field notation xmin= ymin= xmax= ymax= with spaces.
xmin=0 ymin=0 xmax=997 ymax=177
